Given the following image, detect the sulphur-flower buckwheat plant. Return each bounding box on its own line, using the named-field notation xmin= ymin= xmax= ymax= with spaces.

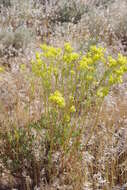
xmin=1 ymin=42 xmax=126 ymax=190
xmin=30 ymin=43 xmax=127 ymax=158
xmin=29 ymin=43 xmax=127 ymax=185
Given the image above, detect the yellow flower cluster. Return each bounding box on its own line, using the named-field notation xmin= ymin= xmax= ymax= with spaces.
xmin=70 ymin=105 xmax=76 ymax=113
xmin=49 ymin=90 xmax=65 ymax=108
xmin=40 ymin=44 xmax=61 ymax=59
xmin=108 ymin=54 xmax=127 ymax=85
xmin=28 ymin=42 xmax=127 ymax=169
xmin=63 ymin=52 xmax=79 ymax=64
xmin=108 ymin=56 xmax=117 ymax=67
xmin=31 ymin=42 xmax=127 ymax=103
xmin=64 ymin=43 xmax=73 ymax=53
xmin=117 ymin=53 xmax=127 ymax=65
xmin=79 ymin=55 xmax=93 ymax=70
xmin=89 ymin=46 xmax=105 ymax=62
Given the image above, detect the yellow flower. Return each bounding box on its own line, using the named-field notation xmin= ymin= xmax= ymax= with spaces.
xmin=49 ymin=90 xmax=65 ymax=108
xmin=90 ymin=46 xmax=105 ymax=55
xmin=63 ymin=52 xmax=79 ymax=64
xmin=89 ymin=46 xmax=105 ymax=62
xmin=122 ymin=65 xmax=127 ymax=72
xmin=40 ymin=44 xmax=61 ymax=58
xmin=40 ymin=44 xmax=49 ymax=51
xmin=35 ymin=52 xmax=41 ymax=60
xmin=115 ymin=67 xmax=124 ymax=76
xmin=63 ymin=54 xmax=70 ymax=63
xmin=117 ymin=76 xmax=123 ymax=83
xmin=70 ymin=105 xmax=76 ymax=113
xmin=79 ymin=60 xmax=89 ymax=70
xmin=108 ymin=56 xmax=117 ymax=67
xmin=70 ymin=53 xmax=79 ymax=61
xmin=64 ymin=43 xmax=73 ymax=53
xmin=79 ymin=55 xmax=94 ymax=71
xmin=117 ymin=53 xmax=127 ymax=65
xmin=109 ymin=74 xmax=115 ymax=85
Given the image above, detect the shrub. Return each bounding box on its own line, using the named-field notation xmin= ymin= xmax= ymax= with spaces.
xmin=0 ymin=0 xmax=11 ymax=7
xmin=0 ymin=27 xmax=34 ymax=58
xmin=1 ymin=43 xmax=127 ymax=189
xmin=94 ymin=0 xmax=115 ymax=8
xmin=51 ymin=0 xmax=86 ymax=24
